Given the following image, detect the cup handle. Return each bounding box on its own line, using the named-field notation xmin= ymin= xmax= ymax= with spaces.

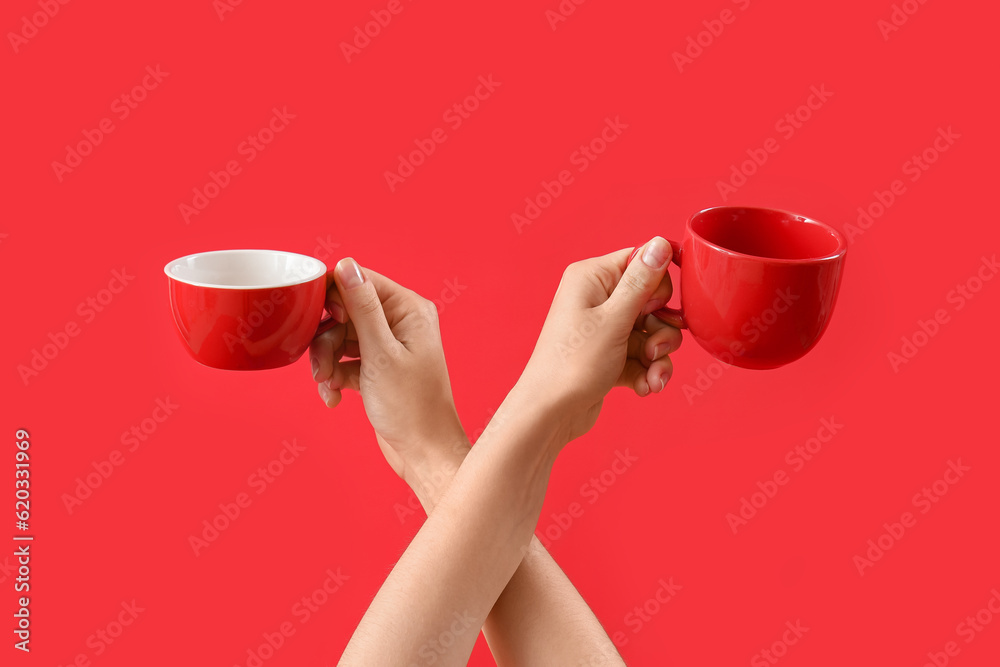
xmin=628 ymin=239 xmax=686 ymax=329
xmin=314 ymin=315 xmax=338 ymax=339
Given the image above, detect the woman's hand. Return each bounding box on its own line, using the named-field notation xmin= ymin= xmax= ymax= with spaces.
xmin=308 ymin=258 xmax=468 ymax=505
xmin=515 ymin=236 xmax=682 ymax=444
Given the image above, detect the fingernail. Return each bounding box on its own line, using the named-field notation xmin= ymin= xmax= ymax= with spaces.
xmin=659 ymin=367 xmax=673 ymax=389
xmin=318 ymin=383 xmax=334 ymax=406
xmin=642 ymin=237 xmax=669 ymax=269
xmin=328 ymin=302 xmax=347 ymax=324
xmin=311 ymin=357 xmax=320 ymax=380
xmin=338 ymin=258 xmax=365 ymax=289
xmin=652 ymin=344 xmax=664 ymax=360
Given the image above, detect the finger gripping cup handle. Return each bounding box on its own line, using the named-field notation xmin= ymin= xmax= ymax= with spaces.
xmin=628 ymin=240 xmax=686 ymax=329
xmin=314 ymin=315 xmax=338 ymax=339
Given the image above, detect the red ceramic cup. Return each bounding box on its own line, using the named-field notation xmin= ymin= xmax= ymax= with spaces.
xmin=164 ymin=249 xmax=335 ymax=370
xmin=633 ymin=206 xmax=847 ymax=370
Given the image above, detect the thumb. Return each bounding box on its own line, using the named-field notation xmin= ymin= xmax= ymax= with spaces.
xmin=603 ymin=237 xmax=672 ymax=325
xmin=333 ymin=258 xmax=395 ymax=351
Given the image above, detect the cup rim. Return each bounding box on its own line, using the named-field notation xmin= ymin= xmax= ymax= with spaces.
xmin=688 ymin=206 xmax=848 ymax=264
xmin=163 ymin=249 xmax=327 ymax=290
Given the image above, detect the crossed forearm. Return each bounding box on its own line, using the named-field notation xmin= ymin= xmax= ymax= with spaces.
xmin=343 ymin=391 xmax=625 ymax=667
xmin=481 ymin=537 xmax=626 ymax=667
xmin=339 ymin=389 xmax=562 ymax=665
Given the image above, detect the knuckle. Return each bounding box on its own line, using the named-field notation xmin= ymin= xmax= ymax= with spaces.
xmin=353 ymin=290 xmax=383 ymax=318
xmin=418 ymin=298 xmax=439 ymax=323
xmin=563 ymin=260 xmax=587 ymax=279
xmin=620 ymin=270 xmax=648 ymax=294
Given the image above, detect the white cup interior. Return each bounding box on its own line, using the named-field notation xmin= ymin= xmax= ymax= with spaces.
xmin=164 ymin=249 xmax=325 ymax=289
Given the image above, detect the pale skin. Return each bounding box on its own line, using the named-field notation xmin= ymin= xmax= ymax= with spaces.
xmin=309 ymin=237 xmax=680 ymax=665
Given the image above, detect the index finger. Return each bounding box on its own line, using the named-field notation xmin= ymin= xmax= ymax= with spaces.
xmin=324 ymin=269 xmax=348 ymax=324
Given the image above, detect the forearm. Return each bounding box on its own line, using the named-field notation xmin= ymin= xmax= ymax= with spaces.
xmin=339 ymin=389 xmax=563 ymax=666
xmin=409 ymin=430 xmax=625 ymax=665
xmin=482 ymin=537 xmax=625 ymax=666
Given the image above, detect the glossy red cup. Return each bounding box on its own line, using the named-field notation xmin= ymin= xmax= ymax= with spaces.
xmin=633 ymin=206 xmax=847 ymax=370
xmin=164 ymin=249 xmax=335 ymax=370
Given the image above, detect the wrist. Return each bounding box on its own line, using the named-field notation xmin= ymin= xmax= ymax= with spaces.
xmin=502 ymin=380 xmax=574 ymax=456
xmin=482 ymin=383 xmax=571 ymax=466
xmin=403 ymin=432 xmax=469 ymax=513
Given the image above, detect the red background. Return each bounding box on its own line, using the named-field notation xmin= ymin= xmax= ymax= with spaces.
xmin=4 ymin=0 xmax=999 ymax=665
